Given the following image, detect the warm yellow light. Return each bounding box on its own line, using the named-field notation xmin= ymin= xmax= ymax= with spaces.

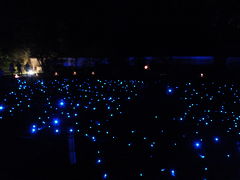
xmin=73 ymin=72 xmax=77 ymax=76
xmin=28 ymin=70 xmax=35 ymax=75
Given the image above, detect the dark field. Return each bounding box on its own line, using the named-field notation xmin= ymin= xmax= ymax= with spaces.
xmin=0 ymin=78 xmax=240 ymax=180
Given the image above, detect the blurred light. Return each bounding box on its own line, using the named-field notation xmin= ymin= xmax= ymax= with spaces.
xmin=194 ymin=141 xmax=201 ymax=149
xmin=28 ymin=70 xmax=35 ymax=75
xmin=167 ymin=88 xmax=173 ymax=94
xmin=92 ymin=136 xmax=96 ymax=142
xmin=103 ymin=173 xmax=108 ymax=179
xmin=91 ymin=71 xmax=95 ymax=75
xmin=15 ymin=74 xmax=20 ymax=78
xmin=200 ymin=73 xmax=204 ymax=78
xmin=59 ymin=101 xmax=65 ymax=106
xmin=170 ymin=169 xmax=176 ymax=177
xmin=214 ymin=137 xmax=219 ymax=142
xmin=0 ymin=106 xmax=4 ymax=111
xmin=73 ymin=72 xmax=77 ymax=76
xmin=55 ymin=72 xmax=58 ymax=76
xmin=144 ymin=65 xmax=149 ymax=70
xmin=53 ymin=119 xmax=59 ymax=125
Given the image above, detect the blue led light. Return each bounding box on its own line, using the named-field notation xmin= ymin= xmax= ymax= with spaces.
xmin=59 ymin=100 xmax=65 ymax=107
xmin=194 ymin=141 xmax=201 ymax=149
xmin=69 ymin=129 xmax=73 ymax=132
xmin=103 ymin=173 xmax=108 ymax=179
xmin=55 ymin=129 xmax=59 ymax=133
xmin=0 ymin=106 xmax=4 ymax=111
xmin=170 ymin=169 xmax=176 ymax=177
xmin=167 ymin=88 xmax=173 ymax=94
xmin=214 ymin=137 xmax=219 ymax=142
xmin=53 ymin=119 xmax=59 ymax=125
xmin=31 ymin=128 xmax=36 ymax=133
xmin=96 ymin=159 xmax=101 ymax=164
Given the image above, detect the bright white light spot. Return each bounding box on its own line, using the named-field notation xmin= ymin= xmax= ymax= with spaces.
xmin=15 ymin=74 xmax=20 ymax=78
xmin=144 ymin=65 xmax=149 ymax=70
xmin=28 ymin=70 xmax=35 ymax=75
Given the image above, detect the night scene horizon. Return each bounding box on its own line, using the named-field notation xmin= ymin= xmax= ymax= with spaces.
xmin=1 ymin=1 xmax=240 ymax=180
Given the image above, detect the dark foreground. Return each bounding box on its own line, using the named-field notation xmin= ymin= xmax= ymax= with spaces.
xmin=0 ymin=77 xmax=240 ymax=180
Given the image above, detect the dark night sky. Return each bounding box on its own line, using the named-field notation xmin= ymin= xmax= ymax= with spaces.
xmin=0 ymin=0 xmax=240 ymax=55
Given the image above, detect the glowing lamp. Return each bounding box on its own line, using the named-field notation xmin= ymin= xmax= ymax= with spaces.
xmin=144 ymin=65 xmax=149 ymax=70
xmin=91 ymin=71 xmax=95 ymax=75
xmin=28 ymin=70 xmax=35 ymax=75
xmin=15 ymin=74 xmax=20 ymax=78
xmin=73 ymin=72 xmax=77 ymax=76
xmin=55 ymin=72 xmax=59 ymax=76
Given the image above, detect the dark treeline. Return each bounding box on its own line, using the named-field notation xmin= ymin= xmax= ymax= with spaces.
xmin=0 ymin=1 xmax=239 ymax=57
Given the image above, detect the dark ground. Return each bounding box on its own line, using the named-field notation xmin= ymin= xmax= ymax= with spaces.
xmin=0 ymin=70 xmax=240 ymax=179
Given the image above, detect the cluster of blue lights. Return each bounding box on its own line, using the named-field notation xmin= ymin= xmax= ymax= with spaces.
xmin=2 ymin=79 xmax=240 ymax=178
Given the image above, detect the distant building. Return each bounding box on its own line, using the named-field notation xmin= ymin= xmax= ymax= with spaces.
xmin=29 ymin=58 xmax=43 ymax=73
